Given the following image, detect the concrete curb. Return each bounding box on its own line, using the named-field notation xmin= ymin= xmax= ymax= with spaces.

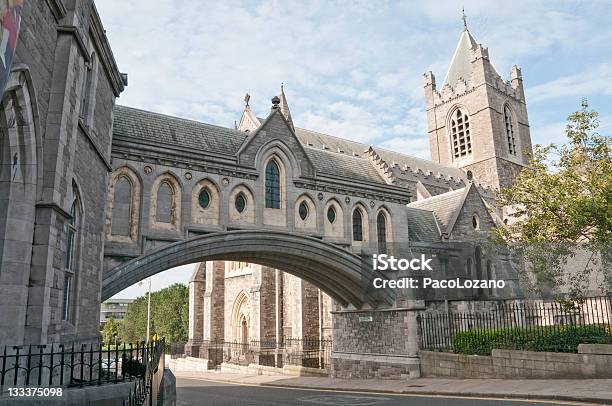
xmin=176 ymin=374 xmax=612 ymax=405
xmin=257 ymin=382 xmax=612 ymax=405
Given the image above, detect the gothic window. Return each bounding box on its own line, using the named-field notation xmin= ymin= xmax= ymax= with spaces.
xmin=472 ymin=213 xmax=480 ymax=230
xmin=377 ymin=211 xmax=387 ymax=253
xmin=450 ymin=108 xmax=472 ymax=158
xmin=352 ymin=208 xmax=363 ymax=241
xmin=235 ymin=193 xmax=246 ymax=213
xmin=265 ymin=159 xmax=281 ymax=209
xmin=504 ymin=105 xmax=517 ymax=155
xmin=80 ymin=55 xmax=94 ymax=120
xmin=327 ymin=206 xmax=336 ymax=224
xmin=298 ymin=201 xmax=309 ymax=220
xmin=111 ymin=176 xmax=132 ymax=236
xmin=156 ymin=181 xmax=174 ymax=223
xmin=198 ymin=188 xmax=211 ymax=209
xmin=64 ymin=184 xmax=81 ymax=321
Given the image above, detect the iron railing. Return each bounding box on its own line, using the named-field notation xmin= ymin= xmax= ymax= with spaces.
xmin=191 ymin=337 xmax=332 ymax=369
xmin=169 ymin=341 xmax=187 ymax=360
xmin=0 ymin=338 xmax=166 ymax=406
xmin=123 ymin=338 xmax=165 ymax=406
xmin=418 ymin=296 xmax=612 ymax=354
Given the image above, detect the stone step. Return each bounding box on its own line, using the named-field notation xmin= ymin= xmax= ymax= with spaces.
xmin=168 ymin=357 xmax=211 ymax=372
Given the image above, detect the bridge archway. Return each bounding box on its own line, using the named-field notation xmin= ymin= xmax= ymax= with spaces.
xmin=102 ymin=230 xmax=394 ymax=308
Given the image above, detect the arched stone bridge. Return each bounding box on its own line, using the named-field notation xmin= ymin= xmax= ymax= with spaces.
xmin=102 ymin=230 xmax=395 ymax=308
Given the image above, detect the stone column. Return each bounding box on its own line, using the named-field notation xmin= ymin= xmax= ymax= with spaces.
xmin=201 ymin=261 xmax=225 ymax=367
xmin=185 ymin=263 xmax=206 ymax=357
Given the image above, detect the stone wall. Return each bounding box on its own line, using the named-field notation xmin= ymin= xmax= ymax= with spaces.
xmin=0 ymin=0 xmax=123 ymax=346
xmin=421 ymin=344 xmax=612 ymax=379
xmin=331 ymin=305 xmax=422 ymax=379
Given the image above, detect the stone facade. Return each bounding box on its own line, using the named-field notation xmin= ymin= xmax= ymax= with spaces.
xmin=425 ymin=28 xmax=532 ymax=190
xmin=1 ymin=4 xmax=537 ymax=384
xmin=0 ymin=0 xmax=124 ymax=345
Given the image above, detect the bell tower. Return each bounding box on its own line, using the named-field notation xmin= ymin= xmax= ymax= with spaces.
xmin=424 ymin=17 xmax=533 ymax=189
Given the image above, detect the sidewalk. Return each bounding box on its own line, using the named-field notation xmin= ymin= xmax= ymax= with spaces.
xmin=173 ymin=371 xmax=612 ymax=405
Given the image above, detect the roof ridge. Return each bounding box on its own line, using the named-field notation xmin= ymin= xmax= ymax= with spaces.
xmin=407 ymin=187 xmax=467 ymax=206
xmin=296 ymin=126 xmax=463 ymax=174
xmin=115 ymin=104 xmax=245 ymax=135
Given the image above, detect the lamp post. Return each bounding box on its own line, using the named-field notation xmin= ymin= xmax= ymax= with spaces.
xmin=146 ymin=277 xmax=151 ymax=344
xmin=139 ymin=277 xmax=152 ymax=344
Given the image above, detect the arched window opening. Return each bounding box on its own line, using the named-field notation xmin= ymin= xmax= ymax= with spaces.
xmin=265 ymin=159 xmax=281 ymax=209
xmin=64 ymin=185 xmax=81 ymax=321
xmin=156 ymin=181 xmax=174 ymax=223
xmin=298 ymin=201 xmax=309 ymax=220
xmin=352 ymin=209 xmax=363 ymax=241
xmin=198 ymin=188 xmax=211 ymax=209
xmin=451 ymin=108 xmax=472 ymax=158
xmin=327 ymin=206 xmax=336 ymax=224
xmin=504 ymin=105 xmax=517 ymax=155
xmin=80 ymin=61 xmax=93 ymax=119
xmin=472 ymin=214 xmax=480 ymax=230
xmin=111 ymin=176 xmax=132 ymax=236
xmin=235 ymin=193 xmax=247 ymax=213
xmin=377 ymin=211 xmax=387 ymax=253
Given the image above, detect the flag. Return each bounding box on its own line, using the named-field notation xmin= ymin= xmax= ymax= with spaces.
xmin=0 ymin=0 xmax=23 ymax=95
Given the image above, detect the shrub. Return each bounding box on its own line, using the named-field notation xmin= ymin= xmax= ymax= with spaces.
xmin=452 ymin=324 xmax=612 ymax=355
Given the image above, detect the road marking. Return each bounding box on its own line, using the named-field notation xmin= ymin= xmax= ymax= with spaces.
xmin=299 ymin=394 xmax=391 ymax=405
xmin=176 ymin=376 xmax=591 ymax=405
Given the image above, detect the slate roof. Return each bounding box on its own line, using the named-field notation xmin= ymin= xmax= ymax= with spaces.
xmin=406 ymin=207 xmax=441 ymax=242
xmin=373 ymin=148 xmax=468 ymax=181
xmin=407 ymin=187 xmax=467 ymax=232
xmin=304 ymin=146 xmax=384 ymax=183
xmin=293 ymin=127 xmax=468 ymax=181
xmin=295 ymin=128 xmax=370 ymax=157
xmin=443 ymin=28 xmax=478 ymax=89
xmin=113 ymin=105 xmax=248 ymax=156
xmin=114 ymin=105 xmax=465 ymax=186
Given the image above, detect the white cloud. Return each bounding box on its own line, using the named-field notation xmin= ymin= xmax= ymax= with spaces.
xmin=526 ymin=64 xmax=612 ymax=104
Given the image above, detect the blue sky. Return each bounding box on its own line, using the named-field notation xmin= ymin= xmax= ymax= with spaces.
xmin=97 ymin=0 xmax=612 ymax=299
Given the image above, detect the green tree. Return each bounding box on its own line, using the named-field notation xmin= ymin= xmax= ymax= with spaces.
xmin=119 ymin=283 xmax=189 ymax=344
xmin=102 ymin=318 xmax=122 ymax=344
xmin=496 ymin=100 xmax=611 ymax=299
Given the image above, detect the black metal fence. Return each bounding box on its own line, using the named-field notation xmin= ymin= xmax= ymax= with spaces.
xmin=170 ymin=341 xmax=187 ymax=360
xmin=418 ymin=296 xmax=612 ymax=354
xmin=0 ymin=338 xmax=166 ymax=405
xmin=123 ymin=338 xmax=165 ymax=406
xmin=189 ymin=337 xmax=332 ymax=370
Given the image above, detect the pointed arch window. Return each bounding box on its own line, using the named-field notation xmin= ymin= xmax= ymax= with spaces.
xmin=111 ymin=176 xmax=132 ymax=236
xmin=377 ymin=211 xmax=387 ymax=253
xmin=451 ymin=108 xmax=472 ymax=158
xmin=265 ymin=159 xmax=281 ymax=209
xmin=504 ymin=105 xmax=517 ymax=155
xmin=64 ymin=184 xmax=81 ymax=321
xmin=235 ymin=193 xmax=246 ymax=213
xmin=352 ymin=208 xmax=363 ymax=241
xmin=327 ymin=206 xmax=336 ymax=224
xmin=298 ymin=201 xmax=309 ymax=220
xmin=156 ymin=181 xmax=174 ymax=223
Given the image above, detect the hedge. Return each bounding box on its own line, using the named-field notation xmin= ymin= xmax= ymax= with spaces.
xmin=452 ymin=324 xmax=612 ymax=355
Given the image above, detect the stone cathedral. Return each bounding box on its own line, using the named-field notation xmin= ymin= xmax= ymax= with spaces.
xmin=0 ymin=1 xmax=533 ymax=373
xmin=181 ymin=25 xmax=532 ymax=357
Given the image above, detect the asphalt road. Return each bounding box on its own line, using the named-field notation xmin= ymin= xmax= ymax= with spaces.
xmin=175 ymin=377 xmax=576 ymax=406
